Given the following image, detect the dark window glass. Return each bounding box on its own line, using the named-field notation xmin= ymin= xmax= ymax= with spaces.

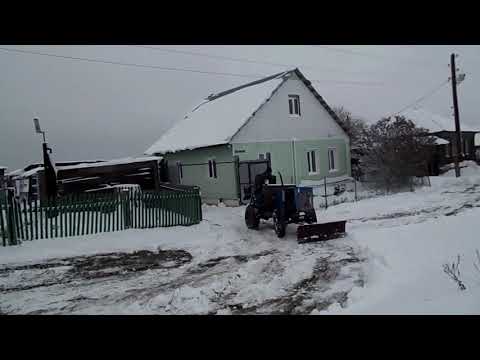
xmin=177 ymin=162 xmax=183 ymax=179
xmin=329 ymin=149 xmax=336 ymax=170
xmin=311 ymin=151 xmax=316 ymax=172
xmin=289 ymin=95 xmax=300 ymax=115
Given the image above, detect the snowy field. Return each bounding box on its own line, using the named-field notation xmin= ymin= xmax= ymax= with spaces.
xmin=1 ymin=163 xmax=480 ymax=314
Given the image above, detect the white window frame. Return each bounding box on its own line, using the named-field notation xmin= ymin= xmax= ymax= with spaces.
xmin=328 ymin=147 xmax=338 ymax=172
xmin=288 ymin=95 xmax=301 ymax=117
xmin=207 ymin=158 xmax=217 ymax=179
xmin=307 ymin=150 xmax=319 ymax=175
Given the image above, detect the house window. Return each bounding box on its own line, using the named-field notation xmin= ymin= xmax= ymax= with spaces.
xmin=328 ymin=148 xmax=337 ymax=172
xmin=266 ymin=152 xmax=271 ymax=162
xmin=288 ymin=95 xmax=301 ymax=116
xmin=208 ymin=159 xmax=217 ymax=179
xmin=463 ymin=138 xmax=468 ymax=155
xmin=307 ymin=150 xmax=318 ymax=174
xmin=445 ymin=144 xmax=450 ymax=158
xmin=259 ymin=153 xmax=265 ymax=160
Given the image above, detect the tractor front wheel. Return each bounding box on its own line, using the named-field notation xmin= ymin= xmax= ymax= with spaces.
xmin=273 ymin=208 xmax=286 ymax=238
xmin=306 ymin=210 xmax=317 ymax=224
xmin=245 ymin=204 xmax=260 ymax=229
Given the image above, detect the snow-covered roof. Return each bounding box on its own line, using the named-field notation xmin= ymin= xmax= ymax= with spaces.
xmin=8 ymin=157 xmax=162 ymax=179
xmin=58 ymin=156 xmax=162 ymax=171
xmin=146 ymin=71 xmax=289 ymax=154
xmin=145 ymin=68 xmax=347 ymax=155
xmin=433 ymin=136 xmax=449 ymax=145
xmin=7 ymin=168 xmax=26 ymax=177
xmin=8 ymin=166 xmax=43 ymax=180
xmin=401 ymin=108 xmax=477 ymax=133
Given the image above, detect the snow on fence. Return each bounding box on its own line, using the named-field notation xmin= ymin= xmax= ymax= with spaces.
xmin=0 ymin=189 xmax=202 ymax=247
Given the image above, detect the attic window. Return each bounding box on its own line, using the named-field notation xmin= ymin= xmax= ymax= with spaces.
xmin=288 ymin=95 xmax=301 ymax=116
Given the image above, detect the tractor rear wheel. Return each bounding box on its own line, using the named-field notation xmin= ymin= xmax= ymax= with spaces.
xmin=245 ymin=204 xmax=259 ymax=229
xmin=273 ymin=208 xmax=286 ymax=238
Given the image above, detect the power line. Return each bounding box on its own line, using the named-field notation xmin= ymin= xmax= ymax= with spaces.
xmin=130 ymin=45 xmax=375 ymax=77
xmin=310 ymin=45 xmax=387 ymax=59
xmin=132 ymin=45 xmax=298 ymax=67
xmin=390 ymin=79 xmax=450 ymax=117
xmin=310 ymin=45 xmax=444 ymax=69
xmin=0 ymin=46 xmax=264 ymax=79
xmin=0 ymin=46 xmax=386 ymax=86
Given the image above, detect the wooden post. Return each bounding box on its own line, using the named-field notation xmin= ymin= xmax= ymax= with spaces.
xmin=22 ymin=199 xmax=28 ymax=240
xmin=6 ymin=190 xmax=18 ymax=245
xmin=54 ymin=201 xmax=58 ymax=238
xmin=17 ymin=199 xmax=24 ymax=240
xmin=44 ymin=199 xmax=49 ymax=239
xmin=451 ymin=53 xmax=462 ymax=178
xmin=0 ymin=195 xmax=6 ymax=246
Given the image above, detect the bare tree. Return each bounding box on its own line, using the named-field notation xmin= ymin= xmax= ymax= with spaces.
xmin=333 ymin=106 xmax=369 ymax=151
xmin=443 ymin=255 xmax=467 ymax=291
xmin=361 ymin=116 xmax=436 ymax=192
xmin=474 ymin=249 xmax=480 ymax=276
xmin=333 ymin=106 xmax=370 ymax=180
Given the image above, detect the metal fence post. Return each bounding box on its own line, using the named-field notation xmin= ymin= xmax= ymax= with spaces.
xmin=324 ymin=177 xmax=328 ymax=210
xmin=354 ymin=178 xmax=358 ymax=202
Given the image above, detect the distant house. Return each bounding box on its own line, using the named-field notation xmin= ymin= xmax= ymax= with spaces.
xmin=401 ymin=108 xmax=479 ymax=175
xmin=475 ymin=133 xmax=480 ymax=162
xmin=7 ymin=157 xmax=163 ymax=202
xmin=146 ymin=68 xmax=351 ymax=205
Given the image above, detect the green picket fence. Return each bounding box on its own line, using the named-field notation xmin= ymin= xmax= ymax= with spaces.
xmin=1 ymin=189 xmax=202 ymax=246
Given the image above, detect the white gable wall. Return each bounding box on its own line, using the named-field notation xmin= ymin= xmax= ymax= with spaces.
xmin=231 ymin=73 xmax=349 ymax=144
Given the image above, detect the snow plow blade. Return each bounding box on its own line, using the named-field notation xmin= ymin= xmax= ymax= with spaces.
xmin=297 ymin=220 xmax=346 ymax=243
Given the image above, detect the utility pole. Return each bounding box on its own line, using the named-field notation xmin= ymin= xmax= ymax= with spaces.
xmin=450 ymin=53 xmax=462 ymax=178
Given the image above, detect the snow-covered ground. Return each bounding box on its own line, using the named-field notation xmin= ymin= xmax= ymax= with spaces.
xmin=316 ymin=162 xmax=480 ymax=314
xmin=0 ymin=206 xmax=363 ymax=315
xmin=1 ymin=162 xmax=480 ymax=314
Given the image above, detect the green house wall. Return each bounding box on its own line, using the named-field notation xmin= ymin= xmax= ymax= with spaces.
xmin=232 ymin=138 xmax=350 ymax=184
xmin=162 ymin=145 xmax=238 ymax=201
xmin=161 ymin=139 xmax=350 ymax=203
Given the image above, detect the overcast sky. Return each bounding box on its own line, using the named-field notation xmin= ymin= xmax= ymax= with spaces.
xmin=1 ymin=45 xmax=479 ymax=171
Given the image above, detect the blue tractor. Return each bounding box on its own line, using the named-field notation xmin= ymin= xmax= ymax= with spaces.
xmin=244 ymin=172 xmax=346 ymax=243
